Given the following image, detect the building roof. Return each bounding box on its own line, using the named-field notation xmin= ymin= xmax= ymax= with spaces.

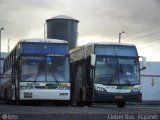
xmin=46 ymin=15 xmax=79 ymax=21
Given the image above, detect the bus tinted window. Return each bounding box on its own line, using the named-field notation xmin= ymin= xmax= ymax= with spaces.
xmin=22 ymin=43 xmax=68 ymax=55
xmin=116 ymin=47 xmax=137 ymax=56
xmin=95 ymin=45 xmax=137 ymax=56
xmin=22 ymin=57 xmax=46 ymax=81
xmin=46 ymin=56 xmax=69 ymax=82
xmin=22 ymin=56 xmax=69 ymax=82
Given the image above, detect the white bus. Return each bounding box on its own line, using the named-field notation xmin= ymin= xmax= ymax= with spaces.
xmin=70 ymin=42 xmax=146 ymax=108
xmin=1 ymin=38 xmax=70 ymax=105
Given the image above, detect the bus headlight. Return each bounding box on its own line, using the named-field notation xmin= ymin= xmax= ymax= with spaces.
xmin=95 ymin=87 xmax=106 ymax=92
xmin=57 ymin=83 xmax=70 ymax=90
xmin=57 ymin=86 xmax=70 ymax=90
xmin=131 ymin=88 xmax=140 ymax=92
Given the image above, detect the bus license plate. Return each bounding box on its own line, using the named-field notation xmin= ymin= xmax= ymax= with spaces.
xmin=24 ymin=92 xmax=32 ymax=98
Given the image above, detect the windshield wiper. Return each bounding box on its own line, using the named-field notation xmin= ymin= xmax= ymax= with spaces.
xmin=34 ymin=72 xmax=46 ymax=82
xmin=34 ymin=73 xmax=39 ymax=81
xmin=50 ymin=73 xmax=59 ymax=83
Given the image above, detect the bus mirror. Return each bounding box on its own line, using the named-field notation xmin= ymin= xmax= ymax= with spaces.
xmin=91 ymin=54 xmax=96 ymax=67
xmin=139 ymin=56 xmax=146 ymax=70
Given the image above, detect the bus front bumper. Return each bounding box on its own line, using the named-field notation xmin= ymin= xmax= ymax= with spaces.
xmin=19 ymin=89 xmax=70 ymax=101
xmin=94 ymin=91 xmax=142 ymax=103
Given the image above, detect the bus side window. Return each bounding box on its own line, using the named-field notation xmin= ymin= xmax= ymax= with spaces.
xmin=76 ymin=66 xmax=82 ymax=82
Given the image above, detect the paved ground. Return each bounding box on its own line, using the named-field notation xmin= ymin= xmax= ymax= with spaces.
xmin=0 ymin=101 xmax=160 ymax=120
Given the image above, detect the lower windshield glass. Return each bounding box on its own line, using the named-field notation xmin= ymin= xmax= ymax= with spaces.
xmin=22 ymin=56 xmax=69 ymax=82
xmin=46 ymin=56 xmax=69 ymax=82
xmin=22 ymin=57 xmax=45 ymax=81
xmin=95 ymin=57 xmax=119 ymax=85
xmin=95 ymin=57 xmax=139 ymax=85
xmin=119 ymin=58 xmax=139 ymax=85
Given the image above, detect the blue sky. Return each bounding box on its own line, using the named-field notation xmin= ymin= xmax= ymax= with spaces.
xmin=0 ymin=0 xmax=160 ymax=61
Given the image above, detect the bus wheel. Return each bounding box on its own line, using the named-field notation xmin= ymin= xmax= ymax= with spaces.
xmin=70 ymin=100 xmax=77 ymax=107
xmin=79 ymin=101 xmax=85 ymax=107
xmin=85 ymin=101 xmax=92 ymax=107
xmin=79 ymin=88 xmax=85 ymax=107
xmin=4 ymin=89 xmax=8 ymax=100
xmin=15 ymin=90 xmax=21 ymax=105
xmin=7 ymin=100 xmax=15 ymax=105
xmin=117 ymin=101 xmax=126 ymax=108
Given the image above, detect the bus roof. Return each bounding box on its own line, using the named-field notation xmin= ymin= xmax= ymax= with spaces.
xmin=70 ymin=42 xmax=136 ymax=53
xmin=19 ymin=38 xmax=68 ymax=44
xmin=85 ymin=42 xmax=136 ymax=47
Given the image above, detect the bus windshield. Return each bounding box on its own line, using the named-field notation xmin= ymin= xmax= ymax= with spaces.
xmin=22 ymin=56 xmax=69 ymax=82
xmin=95 ymin=57 xmax=139 ymax=85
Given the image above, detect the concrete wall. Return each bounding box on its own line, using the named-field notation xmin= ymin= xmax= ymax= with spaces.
xmin=140 ymin=61 xmax=160 ymax=101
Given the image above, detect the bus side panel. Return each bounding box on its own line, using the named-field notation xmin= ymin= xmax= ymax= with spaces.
xmin=19 ymin=89 xmax=70 ymax=100
xmin=1 ymin=71 xmax=13 ymax=100
xmin=70 ymin=61 xmax=82 ymax=105
xmin=85 ymin=56 xmax=94 ymax=103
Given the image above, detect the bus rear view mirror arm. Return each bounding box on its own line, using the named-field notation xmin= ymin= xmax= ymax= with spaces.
xmin=139 ymin=56 xmax=147 ymax=71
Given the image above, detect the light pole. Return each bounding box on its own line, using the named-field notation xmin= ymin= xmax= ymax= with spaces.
xmin=119 ymin=31 xmax=125 ymax=43
xmin=8 ymin=38 xmax=10 ymax=53
xmin=0 ymin=27 xmax=4 ymax=74
xmin=44 ymin=22 xmax=46 ymax=38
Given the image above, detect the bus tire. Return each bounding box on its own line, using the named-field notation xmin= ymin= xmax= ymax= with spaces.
xmin=4 ymin=89 xmax=8 ymax=100
xmin=79 ymin=88 xmax=84 ymax=107
xmin=85 ymin=101 xmax=92 ymax=107
xmin=117 ymin=101 xmax=126 ymax=108
xmin=7 ymin=100 xmax=15 ymax=105
xmin=15 ymin=90 xmax=21 ymax=105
